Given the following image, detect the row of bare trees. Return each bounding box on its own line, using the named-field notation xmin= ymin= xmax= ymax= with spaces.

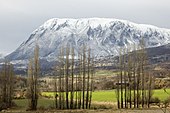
xmin=26 ymin=44 xmax=95 ymax=110
xmin=0 ymin=61 xmax=14 ymax=110
xmin=26 ymin=42 xmax=154 ymax=110
xmin=116 ymin=41 xmax=154 ymax=109
xmin=54 ymin=45 xmax=94 ymax=109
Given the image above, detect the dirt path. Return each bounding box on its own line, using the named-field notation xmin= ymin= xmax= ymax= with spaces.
xmin=2 ymin=109 xmax=170 ymax=113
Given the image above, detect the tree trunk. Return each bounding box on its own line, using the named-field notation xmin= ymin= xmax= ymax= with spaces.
xmin=65 ymin=46 xmax=70 ymax=109
xmin=70 ymin=47 xmax=74 ymax=109
xmin=89 ymin=57 xmax=94 ymax=109
xmin=82 ymin=45 xmax=86 ymax=109
xmin=86 ymin=48 xmax=90 ymax=109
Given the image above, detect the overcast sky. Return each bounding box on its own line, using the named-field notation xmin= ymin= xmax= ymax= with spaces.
xmin=0 ymin=0 xmax=170 ymax=55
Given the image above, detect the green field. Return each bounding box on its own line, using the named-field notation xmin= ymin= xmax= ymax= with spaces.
xmin=152 ymin=89 xmax=170 ymax=100
xmin=42 ymin=89 xmax=170 ymax=102
xmin=93 ymin=89 xmax=170 ymax=102
xmin=92 ymin=90 xmax=116 ymax=102
xmin=95 ymin=70 xmax=117 ymax=76
xmin=14 ymin=89 xmax=170 ymax=108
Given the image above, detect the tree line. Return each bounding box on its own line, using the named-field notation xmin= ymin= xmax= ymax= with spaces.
xmin=27 ymin=44 xmax=95 ymax=110
xmin=54 ymin=45 xmax=95 ymax=109
xmin=0 ymin=61 xmax=14 ymax=110
xmin=116 ymin=40 xmax=154 ymax=109
xmin=0 ymin=41 xmax=155 ymax=111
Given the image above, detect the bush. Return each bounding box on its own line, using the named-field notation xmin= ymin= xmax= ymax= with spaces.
xmin=0 ymin=101 xmax=17 ymax=111
xmin=91 ymin=103 xmax=114 ymax=109
xmin=38 ymin=106 xmax=46 ymax=110
xmin=150 ymin=97 xmax=161 ymax=104
xmin=163 ymin=97 xmax=170 ymax=108
xmin=0 ymin=102 xmax=8 ymax=111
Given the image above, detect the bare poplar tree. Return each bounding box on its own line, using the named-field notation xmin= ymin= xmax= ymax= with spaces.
xmin=82 ymin=45 xmax=86 ymax=109
xmin=61 ymin=47 xmax=65 ymax=109
xmin=136 ymin=45 xmax=141 ymax=108
xmin=65 ymin=46 xmax=70 ymax=109
xmin=33 ymin=44 xmax=40 ymax=110
xmin=120 ymin=48 xmax=124 ymax=108
xmin=89 ymin=56 xmax=94 ymax=108
xmin=116 ymin=48 xmax=123 ymax=109
xmin=139 ymin=38 xmax=147 ymax=108
xmin=127 ymin=48 xmax=132 ymax=108
xmin=78 ymin=53 xmax=82 ymax=109
xmin=58 ymin=47 xmax=63 ymax=109
xmin=116 ymin=74 xmax=120 ymax=109
xmin=75 ymin=65 xmax=78 ymax=109
xmin=147 ymin=72 xmax=154 ymax=108
xmin=54 ymin=75 xmax=58 ymax=108
xmin=27 ymin=59 xmax=34 ymax=110
xmin=58 ymin=68 xmax=62 ymax=109
xmin=123 ymin=48 xmax=127 ymax=108
xmin=133 ymin=44 xmax=137 ymax=108
xmin=86 ymin=48 xmax=90 ymax=109
xmin=27 ymin=44 xmax=40 ymax=110
xmin=70 ymin=47 xmax=74 ymax=109
xmin=8 ymin=64 xmax=14 ymax=107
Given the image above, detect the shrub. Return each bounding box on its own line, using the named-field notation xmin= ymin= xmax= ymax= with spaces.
xmin=162 ymin=97 xmax=170 ymax=108
xmin=38 ymin=106 xmax=46 ymax=110
xmin=91 ymin=103 xmax=114 ymax=109
xmin=0 ymin=101 xmax=16 ymax=111
xmin=0 ymin=102 xmax=8 ymax=111
xmin=150 ymin=97 xmax=161 ymax=104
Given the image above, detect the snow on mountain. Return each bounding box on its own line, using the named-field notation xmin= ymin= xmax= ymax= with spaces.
xmin=6 ymin=18 xmax=170 ymax=62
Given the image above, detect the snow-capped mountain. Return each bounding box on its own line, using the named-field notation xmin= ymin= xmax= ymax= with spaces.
xmin=6 ymin=18 xmax=170 ymax=62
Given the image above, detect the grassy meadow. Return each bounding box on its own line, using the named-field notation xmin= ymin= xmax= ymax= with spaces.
xmin=14 ymin=89 xmax=170 ymax=109
xmin=14 ymin=99 xmax=54 ymax=109
xmin=41 ymin=89 xmax=170 ymax=102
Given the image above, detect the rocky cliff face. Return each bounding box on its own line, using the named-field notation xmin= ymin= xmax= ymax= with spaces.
xmin=6 ymin=18 xmax=170 ymax=64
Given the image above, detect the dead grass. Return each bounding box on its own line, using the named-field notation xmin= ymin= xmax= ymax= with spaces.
xmin=3 ymin=108 xmax=170 ymax=113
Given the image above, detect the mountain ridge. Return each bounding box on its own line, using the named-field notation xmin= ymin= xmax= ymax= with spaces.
xmin=6 ymin=18 xmax=170 ymax=63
